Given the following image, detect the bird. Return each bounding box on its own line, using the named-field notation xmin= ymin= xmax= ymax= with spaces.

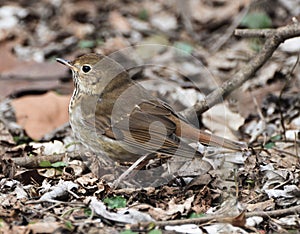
xmin=56 ymin=53 xmax=246 ymax=165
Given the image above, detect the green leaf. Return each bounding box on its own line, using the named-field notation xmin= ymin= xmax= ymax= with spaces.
xmin=64 ymin=221 xmax=74 ymax=231
xmin=271 ymin=134 xmax=281 ymax=141
xmin=246 ymin=179 xmax=255 ymax=185
xmin=249 ymin=38 xmax=263 ymax=52
xmin=39 ymin=160 xmax=52 ymax=167
xmin=241 ymin=12 xmax=272 ymax=29
xmin=78 ymin=40 xmax=95 ymax=49
xmin=51 ymin=161 xmax=67 ymax=168
xmin=264 ymin=135 xmax=281 ymax=149
xmin=13 ymin=135 xmax=31 ymax=145
xmin=84 ymin=208 xmax=92 ymax=217
xmin=148 ymin=222 xmax=156 ymax=231
xmin=189 ymin=212 xmax=206 ymax=218
xmin=148 ymin=229 xmax=162 ymax=234
xmin=174 ymin=42 xmax=194 ymax=56
xmin=264 ymin=142 xmax=275 ymax=149
xmin=39 ymin=160 xmax=67 ymax=168
xmin=64 ymin=141 xmax=80 ymax=149
xmin=120 ymin=230 xmax=138 ymax=234
xmin=138 ymin=9 xmax=149 ymax=21
xmin=104 ymin=196 xmax=127 ymax=209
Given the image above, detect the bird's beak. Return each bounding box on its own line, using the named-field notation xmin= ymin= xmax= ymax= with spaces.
xmin=56 ymin=58 xmax=74 ymax=69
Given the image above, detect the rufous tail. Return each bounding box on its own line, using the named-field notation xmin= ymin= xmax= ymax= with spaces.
xmin=177 ymin=119 xmax=247 ymax=150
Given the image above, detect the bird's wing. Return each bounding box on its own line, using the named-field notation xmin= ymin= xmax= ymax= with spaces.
xmin=97 ymin=98 xmax=199 ymax=158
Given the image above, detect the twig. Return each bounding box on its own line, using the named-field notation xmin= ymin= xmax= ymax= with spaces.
xmin=111 ymin=154 xmax=149 ymax=189
xmin=249 ymin=89 xmax=267 ymax=144
xmin=234 ymin=29 xmax=276 ymax=38
xmin=278 ymin=53 xmax=299 ymax=141
xmin=180 ymin=22 xmax=300 ymax=121
xmin=272 ymin=147 xmax=299 ymax=158
xmin=131 ymin=204 xmax=300 ymax=229
xmin=246 ymin=205 xmax=300 ymax=218
xmin=10 ymin=152 xmax=82 ymax=168
xmin=246 ymin=178 xmax=292 ymax=204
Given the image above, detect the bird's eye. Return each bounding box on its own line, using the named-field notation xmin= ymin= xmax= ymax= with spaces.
xmin=82 ymin=65 xmax=91 ymax=73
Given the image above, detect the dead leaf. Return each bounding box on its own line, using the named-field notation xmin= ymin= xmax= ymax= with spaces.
xmin=247 ymin=200 xmax=275 ymax=212
xmin=99 ymin=37 xmax=129 ymax=55
xmin=149 ymin=196 xmax=194 ymax=221
xmin=39 ymin=180 xmax=78 ymax=201
xmin=217 ymin=211 xmax=246 ymax=228
xmin=11 ymin=91 xmax=70 ymax=139
xmin=90 ymin=197 xmax=154 ymax=224
xmin=150 ymin=12 xmax=177 ymax=31
xmin=202 ymin=103 xmax=245 ymax=140
xmin=190 ymin=0 xmax=249 ymax=25
xmin=204 ymin=223 xmax=248 ymax=234
xmin=28 ymin=222 xmax=61 ymax=233
xmin=109 ymin=11 xmax=131 ymax=34
xmin=165 ymin=224 xmax=203 ymax=233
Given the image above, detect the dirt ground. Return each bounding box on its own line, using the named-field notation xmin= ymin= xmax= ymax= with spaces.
xmin=0 ymin=0 xmax=300 ymax=233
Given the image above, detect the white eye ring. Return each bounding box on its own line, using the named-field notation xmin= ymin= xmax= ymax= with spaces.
xmin=81 ymin=64 xmax=92 ymax=73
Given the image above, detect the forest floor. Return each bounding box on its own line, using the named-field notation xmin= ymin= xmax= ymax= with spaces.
xmin=0 ymin=1 xmax=300 ymax=233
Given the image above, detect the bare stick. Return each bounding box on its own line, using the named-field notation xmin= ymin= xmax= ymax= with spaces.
xmin=180 ymin=22 xmax=300 ymax=120
xmin=131 ymin=204 xmax=300 ymax=229
xmin=234 ymin=29 xmax=276 ymax=38
xmin=10 ymin=152 xmax=82 ymax=168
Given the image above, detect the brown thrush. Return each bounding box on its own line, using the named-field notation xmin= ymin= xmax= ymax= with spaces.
xmin=57 ymin=53 xmax=246 ymax=164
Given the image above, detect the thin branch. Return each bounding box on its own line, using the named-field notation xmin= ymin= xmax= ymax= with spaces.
xmin=131 ymin=204 xmax=300 ymax=229
xmin=278 ymin=53 xmax=300 ymax=141
xmin=10 ymin=152 xmax=82 ymax=168
xmin=234 ymin=28 xmax=276 ymax=38
xmin=180 ymin=22 xmax=300 ymax=121
xmin=246 ymin=205 xmax=300 ymax=218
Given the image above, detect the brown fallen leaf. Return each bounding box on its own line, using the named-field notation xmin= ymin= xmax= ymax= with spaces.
xmin=217 ymin=210 xmax=247 ymax=228
xmin=11 ymin=91 xmax=70 ymax=139
xmin=190 ymin=0 xmax=249 ymax=25
xmin=28 ymin=222 xmax=61 ymax=233
xmin=109 ymin=11 xmax=132 ymax=34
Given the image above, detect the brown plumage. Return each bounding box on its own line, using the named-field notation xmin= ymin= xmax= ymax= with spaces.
xmin=57 ymin=53 xmax=246 ymax=164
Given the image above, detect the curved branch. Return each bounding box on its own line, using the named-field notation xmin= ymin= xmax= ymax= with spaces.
xmin=131 ymin=204 xmax=300 ymax=229
xmin=180 ymin=22 xmax=300 ymax=121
